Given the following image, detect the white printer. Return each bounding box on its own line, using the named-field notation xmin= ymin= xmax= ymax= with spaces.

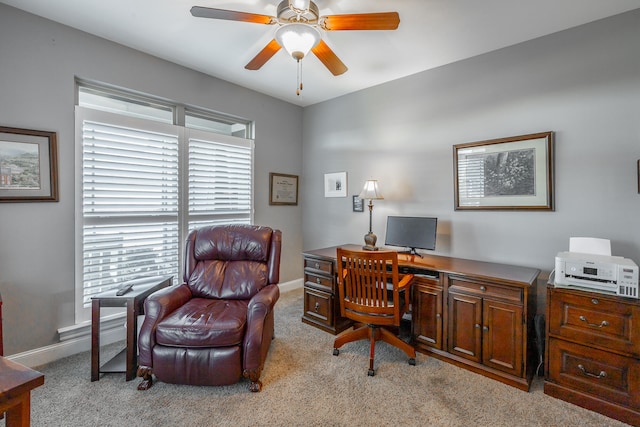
xmin=554 ymin=251 xmax=639 ymax=298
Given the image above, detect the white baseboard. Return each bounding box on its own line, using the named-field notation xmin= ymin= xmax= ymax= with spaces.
xmin=7 ymin=277 xmax=304 ymax=368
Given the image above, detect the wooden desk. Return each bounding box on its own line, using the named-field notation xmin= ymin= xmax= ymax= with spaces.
xmin=302 ymin=244 xmax=540 ymax=390
xmin=0 ymin=357 xmax=44 ymax=427
xmin=91 ymin=275 xmax=172 ymax=382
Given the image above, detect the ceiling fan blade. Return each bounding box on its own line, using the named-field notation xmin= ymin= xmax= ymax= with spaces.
xmin=245 ymin=39 xmax=282 ymax=70
xmin=311 ymin=40 xmax=348 ymax=76
xmin=190 ymin=6 xmax=276 ymax=25
xmin=321 ymin=12 xmax=400 ymax=31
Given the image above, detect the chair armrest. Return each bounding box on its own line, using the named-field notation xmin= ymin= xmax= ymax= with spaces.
xmin=138 ymin=283 xmax=192 ymax=368
xmin=243 ymin=284 xmax=280 ymax=369
xmin=398 ymin=273 xmax=414 ymax=312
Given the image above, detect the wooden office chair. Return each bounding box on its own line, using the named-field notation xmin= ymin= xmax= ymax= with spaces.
xmin=333 ymin=248 xmax=416 ymax=376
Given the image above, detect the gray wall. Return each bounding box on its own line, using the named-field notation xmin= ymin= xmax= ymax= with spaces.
xmin=0 ymin=4 xmax=303 ymax=355
xmin=302 ymin=10 xmax=640 ymax=272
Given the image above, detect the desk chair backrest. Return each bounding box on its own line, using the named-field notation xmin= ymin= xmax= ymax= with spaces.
xmin=336 ymin=248 xmax=405 ymax=327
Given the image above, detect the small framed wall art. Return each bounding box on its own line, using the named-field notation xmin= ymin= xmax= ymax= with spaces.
xmin=453 ymin=131 xmax=554 ymax=211
xmin=269 ymin=172 xmax=298 ymax=205
xmin=352 ymin=195 xmax=364 ymax=212
xmin=0 ymin=126 xmax=59 ymax=202
xmin=324 ymin=171 xmax=347 ymax=198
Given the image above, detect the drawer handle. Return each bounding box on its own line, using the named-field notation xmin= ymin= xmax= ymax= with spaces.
xmin=316 ymin=277 xmax=321 ymax=284
xmin=314 ymin=302 xmax=320 ymax=312
xmin=315 ymin=263 xmax=320 ymax=269
xmin=577 ymin=364 xmax=607 ymax=379
xmin=579 ymin=315 xmax=609 ymax=328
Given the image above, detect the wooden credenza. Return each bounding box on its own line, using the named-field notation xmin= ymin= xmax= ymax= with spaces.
xmin=302 ymin=244 xmax=540 ymax=391
xmin=544 ymin=284 xmax=640 ymax=426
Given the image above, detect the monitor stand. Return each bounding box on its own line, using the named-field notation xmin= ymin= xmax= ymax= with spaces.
xmin=399 ymin=248 xmax=423 ymax=258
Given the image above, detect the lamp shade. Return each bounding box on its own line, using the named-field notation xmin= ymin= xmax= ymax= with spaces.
xmin=359 ymin=180 xmax=384 ymax=200
xmin=275 ymin=23 xmax=321 ymax=60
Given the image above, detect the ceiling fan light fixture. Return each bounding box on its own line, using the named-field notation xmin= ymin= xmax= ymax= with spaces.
xmin=275 ymin=23 xmax=320 ymax=60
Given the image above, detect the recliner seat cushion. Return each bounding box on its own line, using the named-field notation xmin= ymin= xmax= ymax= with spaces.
xmin=155 ymin=298 xmax=248 ymax=348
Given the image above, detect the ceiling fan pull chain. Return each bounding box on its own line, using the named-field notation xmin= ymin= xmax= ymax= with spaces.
xmin=297 ymin=58 xmax=303 ymax=96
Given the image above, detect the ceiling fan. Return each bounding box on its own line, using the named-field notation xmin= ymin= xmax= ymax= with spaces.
xmin=191 ymin=0 xmax=400 ymax=95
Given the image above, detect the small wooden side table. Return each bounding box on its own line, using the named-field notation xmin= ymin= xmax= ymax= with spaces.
xmin=91 ymin=275 xmax=172 ymax=382
xmin=0 ymin=357 xmax=44 ymax=427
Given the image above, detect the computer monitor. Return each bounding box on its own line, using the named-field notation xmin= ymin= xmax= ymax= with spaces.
xmin=384 ymin=216 xmax=437 ymax=256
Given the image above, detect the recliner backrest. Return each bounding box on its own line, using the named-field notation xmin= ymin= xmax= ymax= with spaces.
xmin=184 ymin=225 xmax=278 ymax=299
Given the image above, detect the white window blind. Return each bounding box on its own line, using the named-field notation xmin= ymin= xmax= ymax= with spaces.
xmin=79 ymin=110 xmax=180 ymax=306
xmin=188 ymin=134 xmax=253 ymax=229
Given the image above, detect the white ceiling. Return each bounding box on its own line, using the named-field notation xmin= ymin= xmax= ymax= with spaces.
xmin=3 ymin=0 xmax=640 ymax=106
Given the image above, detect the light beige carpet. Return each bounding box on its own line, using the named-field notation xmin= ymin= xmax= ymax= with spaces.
xmin=29 ymin=288 xmax=630 ymax=426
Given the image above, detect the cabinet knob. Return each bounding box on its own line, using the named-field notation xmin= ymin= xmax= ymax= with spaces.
xmin=482 ymin=325 xmax=489 ymax=331
xmin=480 ymin=286 xmax=486 ymax=291
xmin=315 ymin=262 xmax=320 ymax=269
xmin=316 ymin=277 xmax=321 ymax=284
xmin=591 ymin=298 xmax=599 ymax=305
xmin=474 ymin=324 xmax=481 ymax=329
xmin=314 ymin=302 xmax=320 ymax=312
xmin=577 ymin=364 xmax=607 ymax=379
xmin=436 ymin=313 xmax=441 ymax=318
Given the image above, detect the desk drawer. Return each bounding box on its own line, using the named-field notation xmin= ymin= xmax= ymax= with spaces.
xmin=548 ymin=289 xmax=640 ymax=356
xmin=305 ymin=273 xmax=333 ymax=293
xmin=548 ymin=338 xmax=640 ymax=410
xmin=304 ymin=287 xmax=333 ymax=327
xmin=449 ymin=277 xmax=522 ymax=303
xmin=304 ymin=257 xmax=334 ymax=275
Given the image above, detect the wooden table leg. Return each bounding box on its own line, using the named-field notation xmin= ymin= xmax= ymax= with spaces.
xmin=2 ymin=392 xmax=31 ymax=427
xmin=91 ymin=299 xmax=100 ymax=382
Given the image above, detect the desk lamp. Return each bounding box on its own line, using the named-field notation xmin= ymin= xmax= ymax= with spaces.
xmin=359 ymin=179 xmax=384 ymax=251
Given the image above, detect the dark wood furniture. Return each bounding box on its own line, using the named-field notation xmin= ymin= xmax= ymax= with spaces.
xmin=333 ymin=248 xmax=415 ymax=376
xmin=91 ymin=275 xmax=172 ymax=382
xmin=302 ymin=244 xmax=540 ymax=391
xmin=0 ymin=357 xmax=44 ymax=427
xmin=544 ymin=283 xmax=640 ymax=426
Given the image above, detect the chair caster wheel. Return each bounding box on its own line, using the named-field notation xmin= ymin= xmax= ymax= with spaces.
xmin=408 ymin=358 xmax=416 ymax=366
xmin=333 ymin=348 xmax=339 ymax=356
xmin=368 ymin=369 xmax=375 ymax=376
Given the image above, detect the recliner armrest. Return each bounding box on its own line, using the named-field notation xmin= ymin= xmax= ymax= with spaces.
xmin=243 ymin=284 xmax=280 ymax=369
xmin=138 ymin=283 xmax=192 ymax=367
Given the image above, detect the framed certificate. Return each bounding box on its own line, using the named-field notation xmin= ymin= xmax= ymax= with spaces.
xmin=269 ymin=172 xmax=298 ymax=206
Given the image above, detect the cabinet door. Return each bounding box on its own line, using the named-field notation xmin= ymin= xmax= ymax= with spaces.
xmin=448 ymin=291 xmax=482 ymax=363
xmin=483 ymin=299 xmax=523 ymax=377
xmin=413 ymin=282 xmax=443 ymax=349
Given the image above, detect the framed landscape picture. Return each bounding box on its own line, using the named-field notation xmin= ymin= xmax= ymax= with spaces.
xmin=453 ymin=131 xmax=554 ymax=211
xmin=0 ymin=126 xmax=59 ymax=202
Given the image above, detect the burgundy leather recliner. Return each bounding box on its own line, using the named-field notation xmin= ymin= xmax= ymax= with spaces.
xmin=137 ymin=224 xmax=282 ymax=392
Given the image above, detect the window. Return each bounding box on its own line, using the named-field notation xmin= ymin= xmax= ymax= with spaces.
xmin=75 ymin=85 xmax=254 ymax=323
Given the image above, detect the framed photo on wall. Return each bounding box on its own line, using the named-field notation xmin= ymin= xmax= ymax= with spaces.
xmin=0 ymin=126 xmax=59 ymax=202
xmin=324 ymin=171 xmax=347 ymax=197
xmin=453 ymin=131 xmax=554 ymax=211
xmin=352 ymin=195 xmax=364 ymax=212
xmin=269 ymin=172 xmax=298 ymax=205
